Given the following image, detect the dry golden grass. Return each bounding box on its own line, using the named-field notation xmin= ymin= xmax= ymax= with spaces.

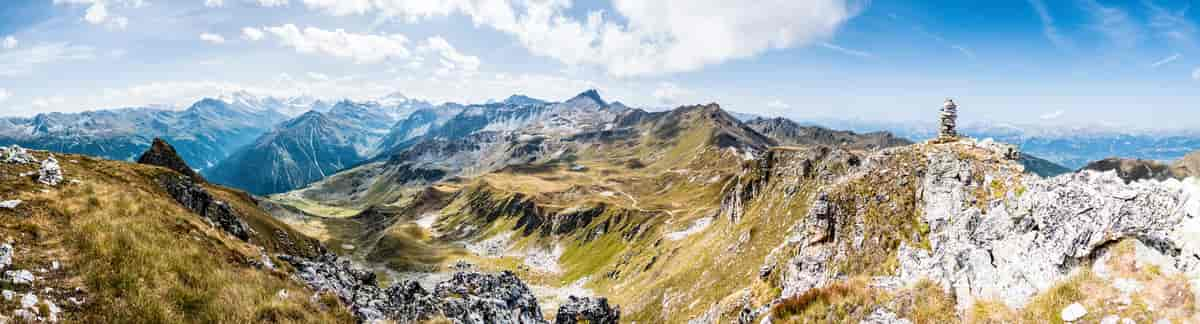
xmin=0 ymin=151 xmax=353 ymax=323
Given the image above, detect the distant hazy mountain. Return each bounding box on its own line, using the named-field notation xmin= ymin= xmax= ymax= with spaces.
xmin=205 ymin=100 xmax=413 ymax=195
xmin=745 ymin=117 xmax=910 ymax=151
xmin=0 ymin=95 xmax=299 ymax=170
xmin=812 ymin=118 xmax=1200 ymax=169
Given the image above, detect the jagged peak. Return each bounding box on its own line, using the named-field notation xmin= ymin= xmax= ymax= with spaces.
xmin=564 ymin=89 xmax=607 ymax=107
xmin=138 ymin=138 xmax=205 ymax=183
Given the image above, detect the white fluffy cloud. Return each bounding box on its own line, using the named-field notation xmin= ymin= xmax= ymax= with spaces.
xmin=0 ymin=89 xmax=10 ymax=103
xmin=652 ymin=82 xmax=690 ymax=105
xmin=256 ymin=24 xmax=411 ymax=64
xmin=300 ymin=0 xmax=860 ymax=77
xmin=242 ymin=27 xmax=265 ymax=41
xmin=2 ymin=36 xmax=16 ymax=49
xmin=0 ymin=42 xmax=96 ymax=76
xmin=204 ymin=0 xmax=224 ymax=8
xmin=418 ymin=36 xmax=480 ymax=75
xmin=199 ymin=33 xmax=227 ymax=44
xmin=767 ymin=99 xmax=790 ymax=110
xmin=54 ymin=0 xmax=136 ymax=30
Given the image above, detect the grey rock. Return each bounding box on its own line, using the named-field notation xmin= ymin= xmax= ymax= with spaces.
xmin=861 ymin=308 xmax=913 ymax=324
xmin=6 ymin=269 xmax=34 ymax=285
xmin=20 ymin=293 xmax=37 ymax=309
xmin=0 ymin=145 xmax=36 ymax=164
xmin=156 ymin=174 xmax=253 ymax=241
xmin=38 ymin=155 xmax=63 ymax=186
xmin=280 ymin=253 xmax=561 ymax=324
xmin=0 ymin=244 xmax=10 ymax=271
xmin=2 ymin=290 xmax=12 ymax=300
xmin=554 ymin=296 xmax=620 ymax=324
xmin=0 ymin=200 xmax=19 ymax=209
xmin=1060 ymin=303 xmax=1086 ymax=322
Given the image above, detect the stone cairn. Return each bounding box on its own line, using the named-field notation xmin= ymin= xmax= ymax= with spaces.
xmin=937 ymin=98 xmax=959 ymax=142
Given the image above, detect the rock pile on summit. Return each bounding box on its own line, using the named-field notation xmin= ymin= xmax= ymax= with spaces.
xmin=37 ymin=155 xmax=63 ymax=186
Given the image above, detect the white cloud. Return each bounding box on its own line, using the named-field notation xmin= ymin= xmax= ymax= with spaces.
xmin=255 ymin=0 xmax=289 ymax=7
xmin=307 ymin=72 xmax=330 ymax=81
xmin=1027 ymin=0 xmax=1072 ymax=50
xmin=300 ymin=0 xmax=861 ymax=77
xmin=1079 ymin=0 xmax=1141 ymax=48
xmin=1144 ymin=1 xmax=1196 ymax=48
xmin=0 ymin=89 xmax=10 ymax=103
xmin=820 ymin=42 xmax=872 ymax=58
xmin=0 ymin=42 xmax=96 ymax=76
xmin=2 ymin=36 xmax=16 ymax=49
xmin=1150 ymin=53 xmax=1181 ymax=68
xmin=32 ymin=96 xmax=66 ymax=108
xmin=1193 ymin=67 xmax=1200 ymax=80
xmin=258 ymin=24 xmax=411 ymax=64
xmin=199 ymin=33 xmax=226 ymax=44
xmin=951 ymin=45 xmax=976 ymax=59
xmin=767 ymin=99 xmax=790 ymax=110
xmin=1039 ymin=109 xmax=1065 ymax=120
xmin=84 ymin=1 xmax=109 ymax=24
xmin=418 ymin=36 xmax=480 ymax=75
xmin=242 ymin=27 xmax=265 ymax=41
xmin=54 ymin=0 xmax=138 ymax=30
xmin=652 ymin=82 xmax=690 ymax=105
xmin=204 ymin=0 xmax=224 ymax=7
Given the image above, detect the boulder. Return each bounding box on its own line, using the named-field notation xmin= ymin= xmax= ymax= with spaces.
xmin=0 ymin=145 xmax=36 ymax=164
xmin=554 ymin=296 xmax=620 ymax=324
xmin=137 ymin=138 xmax=205 ymax=183
xmin=0 ymin=243 xmax=11 ymax=271
xmin=0 ymin=200 xmax=20 ymax=209
xmin=6 ymin=269 xmax=35 ymax=285
xmin=1060 ymin=303 xmax=1087 ymax=322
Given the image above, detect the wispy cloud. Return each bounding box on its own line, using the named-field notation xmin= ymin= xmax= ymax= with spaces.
xmin=1150 ymin=53 xmax=1181 ymax=68
xmin=1143 ymin=0 xmax=1197 ymax=49
xmin=1193 ymin=67 xmax=1200 ymax=80
xmin=820 ymin=42 xmax=873 ymax=58
xmin=951 ymin=45 xmax=976 ymax=59
xmin=2 ymin=36 xmax=16 ymax=49
xmin=0 ymin=42 xmax=96 ymax=76
xmin=767 ymin=99 xmax=790 ymax=110
xmin=0 ymin=88 xmax=10 ymax=103
xmin=199 ymin=33 xmax=226 ymax=44
xmin=1040 ymin=109 xmax=1065 ymax=120
xmin=1027 ymin=0 xmax=1074 ymax=50
xmin=1079 ymin=0 xmax=1141 ymax=48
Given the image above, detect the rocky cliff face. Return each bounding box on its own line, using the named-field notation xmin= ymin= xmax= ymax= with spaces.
xmin=734 ymin=138 xmax=1200 ymax=323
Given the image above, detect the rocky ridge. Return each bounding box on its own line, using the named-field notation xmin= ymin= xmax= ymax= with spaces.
xmin=731 ymin=137 xmax=1200 ymax=323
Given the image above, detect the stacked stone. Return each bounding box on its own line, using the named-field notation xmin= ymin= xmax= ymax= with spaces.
xmin=939 ymin=99 xmax=958 ymax=141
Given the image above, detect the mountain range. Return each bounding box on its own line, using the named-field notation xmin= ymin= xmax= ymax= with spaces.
xmin=6 ymin=88 xmax=1200 ymax=323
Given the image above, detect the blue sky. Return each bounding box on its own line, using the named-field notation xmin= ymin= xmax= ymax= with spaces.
xmin=0 ymin=0 xmax=1197 ymax=129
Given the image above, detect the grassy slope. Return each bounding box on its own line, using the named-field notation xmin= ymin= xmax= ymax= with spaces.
xmin=0 ymin=151 xmax=352 ymax=323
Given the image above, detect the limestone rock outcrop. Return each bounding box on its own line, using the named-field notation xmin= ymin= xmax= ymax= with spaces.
xmin=554 ymin=296 xmax=621 ymax=324
xmin=157 ymin=173 xmax=253 ymax=241
xmin=138 ymin=138 xmax=205 ymax=183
